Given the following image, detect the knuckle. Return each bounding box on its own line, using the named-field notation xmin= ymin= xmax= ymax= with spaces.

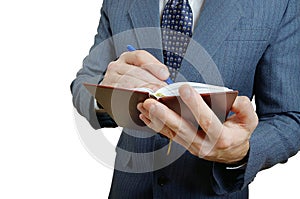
xmin=200 ymin=117 xmax=213 ymax=130
xmin=196 ymin=150 xmax=204 ymax=158
xmin=107 ymin=61 xmax=117 ymax=71
xmin=197 ymin=149 xmax=205 ymax=159
xmin=215 ymin=136 xmax=232 ymax=150
xmin=119 ymin=52 xmax=128 ymax=59
xmin=239 ymin=96 xmax=251 ymax=106
xmin=188 ymin=146 xmax=202 ymax=158
xmin=199 ymin=148 xmax=213 ymax=160
xmin=134 ymin=50 xmax=147 ymax=62
xmin=162 ymin=64 xmax=169 ymax=71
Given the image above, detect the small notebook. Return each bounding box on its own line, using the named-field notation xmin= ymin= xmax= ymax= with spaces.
xmin=84 ymin=82 xmax=238 ymax=130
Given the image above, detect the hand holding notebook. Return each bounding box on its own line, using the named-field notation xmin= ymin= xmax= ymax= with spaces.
xmin=137 ymin=83 xmax=257 ymax=164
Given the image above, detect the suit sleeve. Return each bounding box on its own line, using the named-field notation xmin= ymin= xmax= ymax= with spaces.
xmin=70 ymin=0 xmax=117 ymax=129
xmin=211 ymin=0 xmax=300 ymax=194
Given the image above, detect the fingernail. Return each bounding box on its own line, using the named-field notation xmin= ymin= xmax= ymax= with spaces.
xmin=159 ymin=68 xmax=170 ymax=79
xmin=137 ymin=103 xmax=142 ymax=111
xmin=149 ymin=104 xmax=156 ymax=114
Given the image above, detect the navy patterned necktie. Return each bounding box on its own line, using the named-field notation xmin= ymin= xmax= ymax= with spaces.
xmin=161 ymin=0 xmax=193 ymax=81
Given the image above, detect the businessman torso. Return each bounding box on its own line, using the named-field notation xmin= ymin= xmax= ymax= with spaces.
xmin=78 ymin=0 xmax=298 ymax=198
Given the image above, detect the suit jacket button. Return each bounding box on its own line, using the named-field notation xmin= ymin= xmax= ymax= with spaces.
xmin=158 ymin=176 xmax=169 ymax=187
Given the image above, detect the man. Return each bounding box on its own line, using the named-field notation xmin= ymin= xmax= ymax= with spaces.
xmin=71 ymin=0 xmax=300 ymax=198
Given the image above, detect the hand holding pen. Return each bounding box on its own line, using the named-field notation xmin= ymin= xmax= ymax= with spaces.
xmin=127 ymin=45 xmax=174 ymax=85
xmin=100 ymin=45 xmax=171 ymax=91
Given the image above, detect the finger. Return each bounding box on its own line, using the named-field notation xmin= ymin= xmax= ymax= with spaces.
xmin=108 ymin=61 xmax=155 ymax=82
xmin=142 ymin=99 xmax=199 ymax=145
xmin=188 ymin=132 xmax=207 ymax=158
xmin=138 ymin=102 xmax=166 ymax=132
xmin=103 ymin=71 xmax=158 ymax=89
xmin=139 ymin=102 xmax=173 ymax=136
xmin=139 ymin=101 xmax=205 ymax=154
xmin=137 ymin=103 xmax=149 ymax=117
xmin=108 ymin=61 xmax=168 ymax=88
xmin=160 ymin=125 xmax=195 ymax=150
xmin=139 ymin=112 xmax=195 ymax=150
xmin=117 ymin=72 xmax=167 ymax=90
xmin=230 ymin=96 xmax=258 ymax=131
xmin=122 ymin=67 xmax=168 ymax=88
xmin=119 ymin=51 xmax=170 ymax=80
xmin=139 ymin=113 xmax=152 ymax=127
xmin=179 ymin=84 xmax=224 ymax=141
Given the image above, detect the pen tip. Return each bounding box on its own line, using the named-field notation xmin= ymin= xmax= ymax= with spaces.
xmin=165 ymin=78 xmax=174 ymax=84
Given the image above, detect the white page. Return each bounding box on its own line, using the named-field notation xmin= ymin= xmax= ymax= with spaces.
xmin=155 ymin=82 xmax=232 ymax=97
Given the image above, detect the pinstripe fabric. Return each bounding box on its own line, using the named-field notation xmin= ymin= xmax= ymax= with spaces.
xmin=71 ymin=0 xmax=300 ymax=198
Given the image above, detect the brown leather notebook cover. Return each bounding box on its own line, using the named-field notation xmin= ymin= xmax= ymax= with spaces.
xmin=84 ymin=83 xmax=238 ymax=129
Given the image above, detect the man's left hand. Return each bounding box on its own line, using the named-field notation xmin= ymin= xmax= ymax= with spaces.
xmin=137 ymin=84 xmax=258 ymax=164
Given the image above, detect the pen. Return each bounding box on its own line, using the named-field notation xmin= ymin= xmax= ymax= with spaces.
xmin=126 ymin=45 xmax=174 ymax=85
xmin=127 ymin=45 xmax=174 ymax=155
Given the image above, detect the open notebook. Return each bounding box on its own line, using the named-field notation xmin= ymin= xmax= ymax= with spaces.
xmin=84 ymin=82 xmax=238 ymax=129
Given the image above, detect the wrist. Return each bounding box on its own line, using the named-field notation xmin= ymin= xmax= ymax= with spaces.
xmin=226 ymin=150 xmax=249 ymax=170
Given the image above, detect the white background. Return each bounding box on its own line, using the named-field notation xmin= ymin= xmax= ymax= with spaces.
xmin=0 ymin=0 xmax=299 ymax=198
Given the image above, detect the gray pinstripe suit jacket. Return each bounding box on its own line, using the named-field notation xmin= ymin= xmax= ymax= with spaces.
xmin=71 ymin=0 xmax=300 ymax=198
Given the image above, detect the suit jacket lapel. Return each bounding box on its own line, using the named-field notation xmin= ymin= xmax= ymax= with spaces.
xmin=128 ymin=0 xmax=160 ymax=28
xmin=127 ymin=0 xmax=245 ymax=83
xmin=128 ymin=0 xmax=164 ymax=62
xmin=178 ymin=0 xmax=245 ymax=83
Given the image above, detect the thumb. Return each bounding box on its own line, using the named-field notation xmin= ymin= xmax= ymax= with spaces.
xmin=230 ymin=96 xmax=258 ymax=131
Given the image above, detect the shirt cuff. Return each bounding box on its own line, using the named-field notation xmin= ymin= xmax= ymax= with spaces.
xmin=226 ymin=162 xmax=247 ymax=170
xmin=211 ymin=151 xmax=249 ymax=195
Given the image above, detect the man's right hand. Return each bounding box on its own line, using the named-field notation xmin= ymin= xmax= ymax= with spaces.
xmin=100 ymin=50 xmax=170 ymax=91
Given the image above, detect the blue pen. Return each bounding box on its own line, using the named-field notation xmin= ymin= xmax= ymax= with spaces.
xmin=127 ymin=45 xmax=174 ymax=84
